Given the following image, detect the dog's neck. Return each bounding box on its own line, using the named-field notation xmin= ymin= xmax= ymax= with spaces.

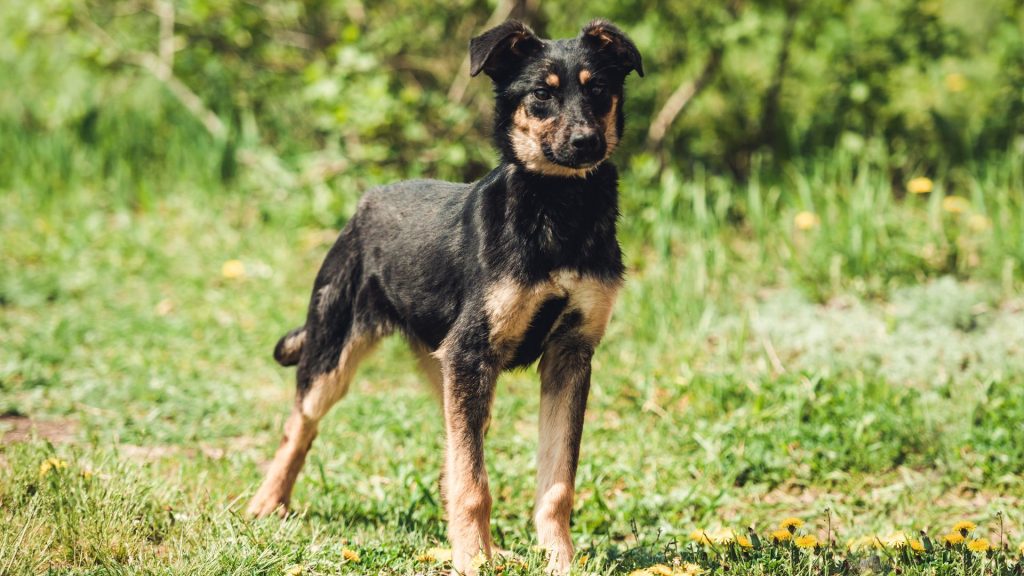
xmin=477 ymin=161 xmax=623 ymax=283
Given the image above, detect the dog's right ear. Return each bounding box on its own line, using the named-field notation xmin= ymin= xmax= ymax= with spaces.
xmin=469 ymin=20 xmax=541 ymax=80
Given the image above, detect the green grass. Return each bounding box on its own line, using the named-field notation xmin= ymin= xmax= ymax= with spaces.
xmin=2 ymin=151 xmax=1024 ymax=574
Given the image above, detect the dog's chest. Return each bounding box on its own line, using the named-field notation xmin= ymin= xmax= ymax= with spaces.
xmin=484 ymin=270 xmax=619 ymax=366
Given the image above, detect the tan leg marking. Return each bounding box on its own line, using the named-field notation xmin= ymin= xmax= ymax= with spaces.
xmin=247 ymin=334 xmax=377 ymax=518
xmin=439 ymin=360 xmax=497 ymax=576
xmin=535 ymin=343 xmax=594 ymax=575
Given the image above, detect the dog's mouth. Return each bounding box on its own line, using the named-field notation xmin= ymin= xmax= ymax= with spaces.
xmin=541 ymin=142 xmax=602 ymax=170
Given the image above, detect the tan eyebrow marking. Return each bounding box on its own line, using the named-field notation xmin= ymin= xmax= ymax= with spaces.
xmin=545 ymin=73 xmax=560 ymax=88
xmin=579 ymin=70 xmax=592 ymax=85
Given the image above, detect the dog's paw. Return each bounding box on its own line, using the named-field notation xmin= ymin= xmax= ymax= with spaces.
xmin=246 ymin=492 xmax=289 ymax=519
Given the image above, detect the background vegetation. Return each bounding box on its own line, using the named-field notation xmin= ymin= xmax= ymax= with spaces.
xmin=1 ymin=0 xmax=1023 ymax=574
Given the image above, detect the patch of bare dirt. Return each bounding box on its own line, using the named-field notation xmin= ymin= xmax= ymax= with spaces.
xmin=0 ymin=414 xmax=78 ymax=444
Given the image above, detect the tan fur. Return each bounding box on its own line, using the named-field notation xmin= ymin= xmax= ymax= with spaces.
xmin=248 ymin=334 xmax=377 ymax=518
xmin=509 ymin=106 xmax=594 ymax=178
xmin=578 ymin=69 xmax=591 ymax=85
xmin=602 ymin=95 xmax=620 ymax=160
xmin=535 ymin=354 xmax=578 ymax=573
xmin=553 ymin=270 xmax=620 ymax=344
xmin=441 ymin=367 xmax=496 ymax=575
xmin=246 ymin=409 xmax=317 ymax=517
xmin=300 ymin=335 xmax=377 ymax=419
xmin=484 ymin=277 xmax=559 ymax=354
xmin=545 ymin=73 xmax=560 ymax=88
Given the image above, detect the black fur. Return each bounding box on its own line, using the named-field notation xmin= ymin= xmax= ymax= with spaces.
xmin=263 ymin=21 xmax=643 ymax=569
xmin=276 ymin=19 xmax=641 ymax=387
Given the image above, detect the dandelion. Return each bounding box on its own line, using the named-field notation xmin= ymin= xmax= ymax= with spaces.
xmin=952 ymin=521 xmax=977 ymax=536
xmin=967 ymin=538 xmax=990 ymax=553
xmin=39 ymin=457 xmax=68 ymax=478
xmin=945 ymin=72 xmax=967 ymax=93
xmin=780 ymin=517 xmax=804 ymax=532
xmin=342 ymin=549 xmax=360 ymax=563
xmin=909 ymin=539 xmax=925 ymax=552
xmin=679 ymin=563 xmax=706 ymax=576
xmin=577 ymin=554 xmax=589 ymax=566
xmin=689 ymin=529 xmax=712 ymax=545
xmin=418 ymin=547 xmax=452 ymax=563
xmin=737 ymin=535 xmax=753 ymax=549
xmin=943 ymin=532 xmax=966 ymax=546
xmin=881 ymin=532 xmax=910 ymax=548
xmin=968 ymin=214 xmax=991 ymax=232
xmin=907 ymin=177 xmax=934 ymax=194
xmin=847 ymin=535 xmax=878 ymax=552
xmin=1018 ymin=540 xmax=1024 ymax=554
xmin=942 ymin=196 xmax=970 ymax=214
xmin=771 ymin=529 xmax=793 ymax=542
xmin=283 ymin=565 xmax=303 ymax=576
xmin=794 ymin=211 xmax=820 ymax=231
xmin=795 ymin=535 xmax=819 ymax=549
xmin=221 ymin=259 xmax=246 ymax=279
xmin=646 ymin=565 xmax=674 ymax=576
xmin=708 ymin=528 xmax=736 ymax=545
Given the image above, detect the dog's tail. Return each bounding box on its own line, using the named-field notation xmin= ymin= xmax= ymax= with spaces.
xmin=273 ymin=326 xmax=307 ymax=367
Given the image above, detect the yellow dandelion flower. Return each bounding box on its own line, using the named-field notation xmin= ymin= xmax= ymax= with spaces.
xmin=909 ymin=539 xmax=925 ymax=552
xmin=952 ymin=521 xmax=977 ymax=535
xmin=780 ymin=517 xmax=804 ymax=532
xmin=943 ymin=532 xmax=966 ymax=546
xmin=795 ymin=535 xmax=819 ymax=549
xmin=342 ymin=549 xmax=360 ymax=563
xmin=1018 ymin=540 xmax=1024 ymax=554
xmin=881 ymin=532 xmax=910 ymax=548
xmin=39 ymin=457 xmax=68 ymax=478
xmin=283 ymin=565 xmax=303 ymax=576
xmin=628 ymin=570 xmax=650 ymax=576
xmin=945 ymin=72 xmax=967 ymax=93
xmin=470 ymin=552 xmax=487 ymax=570
xmin=771 ymin=529 xmax=793 ymax=542
xmin=576 ymin=554 xmax=589 ymax=566
xmin=942 ymin=196 xmax=971 ymax=214
xmin=907 ymin=177 xmax=934 ymax=194
xmin=646 ymin=565 xmax=674 ymax=576
xmin=737 ymin=535 xmax=753 ymax=549
xmin=679 ymin=563 xmax=706 ymax=576
xmin=709 ymin=528 xmax=736 ymax=545
xmin=967 ymin=538 xmax=990 ymax=553
xmin=967 ymin=214 xmax=991 ymax=232
xmin=794 ymin=211 xmax=820 ymax=231
xmin=847 ymin=535 xmax=878 ymax=552
xmin=689 ymin=529 xmax=712 ymax=545
xmin=221 ymin=259 xmax=246 ymax=279
xmin=418 ymin=547 xmax=451 ymax=563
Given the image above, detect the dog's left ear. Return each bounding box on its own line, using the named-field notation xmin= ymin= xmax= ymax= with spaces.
xmin=470 ymin=20 xmax=542 ymax=79
xmin=580 ymin=19 xmax=644 ymax=77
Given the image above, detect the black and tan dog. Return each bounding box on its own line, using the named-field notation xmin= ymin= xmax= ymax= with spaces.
xmin=247 ymin=18 xmax=642 ymax=575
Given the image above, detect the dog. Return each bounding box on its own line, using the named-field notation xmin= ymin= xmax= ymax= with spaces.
xmin=247 ymin=18 xmax=643 ymax=575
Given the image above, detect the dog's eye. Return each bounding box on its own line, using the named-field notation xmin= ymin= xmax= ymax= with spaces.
xmin=532 ymin=88 xmax=552 ymax=101
xmin=589 ymin=85 xmax=606 ymax=97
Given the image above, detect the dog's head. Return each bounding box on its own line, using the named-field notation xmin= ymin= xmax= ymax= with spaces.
xmin=470 ymin=19 xmax=643 ymax=178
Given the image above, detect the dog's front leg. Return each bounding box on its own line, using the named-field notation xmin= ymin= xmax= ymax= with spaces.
xmin=535 ymin=339 xmax=594 ymax=574
xmin=440 ymin=342 xmax=499 ymax=575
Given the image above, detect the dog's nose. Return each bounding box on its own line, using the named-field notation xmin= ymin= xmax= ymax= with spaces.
xmin=570 ymin=130 xmax=601 ymax=153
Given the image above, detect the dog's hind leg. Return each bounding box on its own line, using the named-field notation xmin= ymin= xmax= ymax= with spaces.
xmin=247 ymin=329 xmax=377 ymax=518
